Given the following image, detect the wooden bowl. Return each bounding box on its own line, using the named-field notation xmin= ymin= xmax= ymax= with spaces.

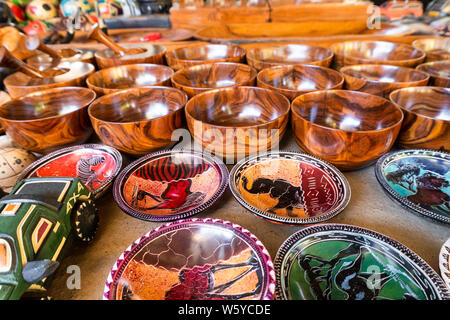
xmin=412 ymin=37 xmax=450 ymax=62
xmin=341 ymin=64 xmax=430 ymax=98
xmin=88 ymin=86 xmax=187 ymax=156
xmin=389 ymin=86 xmax=449 ymax=151
xmin=291 ymin=90 xmax=403 ymax=170
xmin=87 ymin=64 xmax=174 ymax=96
xmin=27 ymin=49 xmax=95 ymax=71
xmin=185 ymin=86 xmax=290 ymax=162
xmin=246 ymin=44 xmax=334 ymax=71
xmin=330 ymin=41 xmax=426 ymax=70
xmin=95 ymin=43 xmax=166 ymax=69
xmin=257 ymin=64 xmax=344 ymax=101
xmin=0 ymin=87 xmax=96 ymax=154
xmin=165 ymin=44 xmax=246 ymax=71
xmin=171 ymin=62 xmax=257 ymax=98
xmin=416 ymin=60 xmax=450 ymax=88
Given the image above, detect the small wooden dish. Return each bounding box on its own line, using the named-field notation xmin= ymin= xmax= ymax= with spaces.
xmin=0 ymin=87 xmax=96 ymax=154
xmin=389 ymin=86 xmax=449 ymax=151
xmin=257 ymin=64 xmax=344 ymax=101
xmin=341 ymin=64 xmax=430 ymax=98
xmin=412 ymin=37 xmax=450 ymax=62
xmin=416 ymin=60 xmax=450 ymax=88
xmin=291 ymin=89 xmax=403 ymax=170
xmin=88 ymin=86 xmax=187 ymax=156
xmin=246 ymin=44 xmax=334 ymax=71
xmin=87 ymin=64 xmax=174 ymax=96
xmin=165 ymin=44 xmax=246 ymax=71
xmin=171 ymin=62 xmax=257 ymax=98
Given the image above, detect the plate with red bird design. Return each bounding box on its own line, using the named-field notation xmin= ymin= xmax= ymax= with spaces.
xmin=113 ymin=149 xmax=229 ymax=222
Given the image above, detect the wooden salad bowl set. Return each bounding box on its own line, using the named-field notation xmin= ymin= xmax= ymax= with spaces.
xmin=0 ymin=32 xmax=447 ymax=171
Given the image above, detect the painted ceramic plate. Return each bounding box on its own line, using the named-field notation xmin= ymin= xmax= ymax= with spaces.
xmin=229 ymin=151 xmax=351 ymax=225
xmin=103 ymin=218 xmax=276 ymax=300
xmin=375 ymin=149 xmax=450 ymax=224
xmin=18 ymin=144 xmax=122 ymax=198
xmin=275 ymin=223 xmax=450 ymax=300
xmin=113 ymin=150 xmax=229 ymax=222
xmin=439 ymin=238 xmax=450 ymax=290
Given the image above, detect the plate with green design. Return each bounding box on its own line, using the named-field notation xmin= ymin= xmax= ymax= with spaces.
xmin=274 ymin=224 xmax=450 ymax=300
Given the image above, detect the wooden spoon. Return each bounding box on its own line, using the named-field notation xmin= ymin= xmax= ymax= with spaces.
xmin=88 ymin=24 xmax=143 ymax=56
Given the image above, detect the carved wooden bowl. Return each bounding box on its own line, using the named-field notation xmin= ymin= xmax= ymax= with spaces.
xmin=27 ymin=49 xmax=95 ymax=71
xmin=416 ymin=60 xmax=450 ymax=88
xmin=185 ymin=86 xmax=290 ymax=162
xmin=246 ymin=44 xmax=334 ymax=71
xmin=165 ymin=44 xmax=246 ymax=71
xmin=389 ymin=86 xmax=449 ymax=151
xmin=330 ymin=41 xmax=426 ymax=70
xmin=257 ymin=64 xmax=344 ymax=101
xmin=95 ymin=43 xmax=166 ymax=69
xmin=412 ymin=37 xmax=450 ymax=62
xmin=0 ymin=87 xmax=96 ymax=154
xmin=88 ymin=86 xmax=187 ymax=156
xmin=87 ymin=64 xmax=174 ymax=96
xmin=171 ymin=62 xmax=257 ymax=98
xmin=341 ymin=64 xmax=430 ymax=98
xmin=291 ymin=90 xmax=404 ymax=170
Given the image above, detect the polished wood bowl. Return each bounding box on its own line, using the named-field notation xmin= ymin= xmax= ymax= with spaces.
xmin=88 ymin=86 xmax=187 ymax=156
xmin=27 ymin=49 xmax=95 ymax=71
xmin=330 ymin=41 xmax=426 ymax=70
xmin=412 ymin=37 xmax=450 ymax=62
xmin=291 ymin=90 xmax=403 ymax=170
xmin=246 ymin=44 xmax=334 ymax=71
xmin=389 ymin=86 xmax=449 ymax=151
xmin=341 ymin=64 xmax=430 ymax=98
xmin=0 ymin=87 xmax=96 ymax=154
xmin=95 ymin=43 xmax=166 ymax=69
xmin=416 ymin=60 xmax=450 ymax=88
xmin=87 ymin=64 xmax=174 ymax=96
xmin=171 ymin=62 xmax=257 ymax=98
xmin=165 ymin=44 xmax=246 ymax=71
xmin=185 ymin=86 xmax=290 ymax=162
xmin=257 ymin=64 xmax=344 ymax=101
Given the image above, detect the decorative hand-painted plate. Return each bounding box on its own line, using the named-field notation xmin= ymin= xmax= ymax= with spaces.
xmin=375 ymin=149 xmax=450 ymax=224
xmin=274 ymin=224 xmax=450 ymax=300
xmin=439 ymin=238 xmax=450 ymax=290
xmin=229 ymin=151 xmax=351 ymax=225
xmin=113 ymin=150 xmax=229 ymax=222
xmin=19 ymin=144 xmax=122 ymax=198
xmin=103 ymin=218 xmax=276 ymax=300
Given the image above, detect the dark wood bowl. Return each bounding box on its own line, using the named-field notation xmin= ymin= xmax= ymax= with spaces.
xmin=389 ymin=86 xmax=449 ymax=151
xmin=416 ymin=60 xmax=450 ymax=88
xmin=291 ymin=90 xmax=403 ymax=170
xmin=330 ymin=41 xmax=426 ymax=70
xmin=88 ymin=86 xmax=187 ymax=156
xmin=341 ymin=64 xmax=430 ymax=98
xmin=165 ymin=44 xmax=246 ymax=71
xmin=95 ymin=43 xmax=166 ymax=69
xmin=246 ymin=44 xmax=334 ymax=71
xmin=257 ymin=64 xmax=344 ymax=101
xmin=87 ymin=64 xmax=174 ymax=96
xmin=171 ymin=62 xmax=257 ymax=98
xmin=27 ymin=49 xmax=95 ymax=71
xmin=0 ymin=87 xmax=96 ymax=154
xmin=185 ymin=86 xmax=290 ymax=162
xmin=412 ymin=37 xmax=450 ymax=62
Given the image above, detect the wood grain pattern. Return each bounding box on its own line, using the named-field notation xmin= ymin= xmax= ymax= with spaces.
xmin=165 ymin=44 xmax=246 ymax=71
xmin=291 ymin=90 xmax=403 ymax=171
xmin=416 ymin=60 xmax=450 ymax=88
xmin=412 ymin=37 xmax=450 ymax=62
xmin=341 ymin=64 xmax=430 ymax=98
xmin=185 ymin=86 xmax=290 ymax=162
xmin=246 ymin=44 xmax=333 ymax=71
xmin=389 ymin=86 xmax=449 ymax=151
xmin=257 ymin=64 xmax=344 ymax=101
xmin=88 ymin=86 xmax=187 ymax=156
xmin=330 ymin=41 xmax=426 ymax=70
xmin=27 ymin=49 xmax=95 ymax=71
xmin=171 ymin=62 xmax=256 ymax=98
xmin=0 ymin=87 xmax=96 ymax=154
xmin=87 ymin=64 xmax=174 ymax=96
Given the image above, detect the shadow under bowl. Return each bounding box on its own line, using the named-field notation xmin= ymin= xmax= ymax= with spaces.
xmin=416 ymin=60 xmax=450 ymax=88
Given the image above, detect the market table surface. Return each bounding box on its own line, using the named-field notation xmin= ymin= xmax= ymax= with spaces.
xmin=47 ymin=132 xmax=450 ymax=300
